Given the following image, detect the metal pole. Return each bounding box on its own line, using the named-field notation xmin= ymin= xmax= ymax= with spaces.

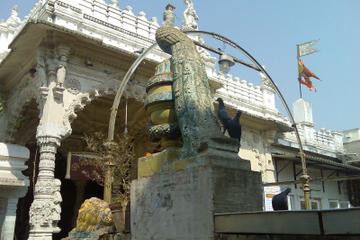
xmin=124 ymin=96 xmax=128 ymax=135
xmin=103 ymin=141 xmax=116 ymax=203
xmin=107 ymin=43 xmax=157 ymax=142
xmin=297 ymin=45 xmax=303 ymax=99
xmin=104 ymin=43 xmax=157 ymax=202
xmin=185 ymin=30 xmax=311 ymax=209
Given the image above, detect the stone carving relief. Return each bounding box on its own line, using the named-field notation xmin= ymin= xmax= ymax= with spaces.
xmin=29 ymin=179 xmax=62 ymax=233
xmin=183 ymin=0 xmax=199 ymax=30
xmin=2 ymin=74 xmax=42 ymax=141
xmin=56 ymin=65 xmax=66 ymax=87
xmin=62 ymin=93 xmax=93 ymax=137
xmin=37 ymin=52 xmax=48 ymax=88
xmin=64 ymin=77 xmax=82 ymax=95
xmin=52 ymin=179 xmax=62 ymax=232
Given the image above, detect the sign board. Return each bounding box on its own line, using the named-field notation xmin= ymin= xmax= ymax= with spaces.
xmin=65 ymin=152 xmax=102 ymax=181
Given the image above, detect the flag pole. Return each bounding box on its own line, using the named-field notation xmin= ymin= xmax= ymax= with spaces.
xmin=297 ymin=45 xmax=303 ymax=99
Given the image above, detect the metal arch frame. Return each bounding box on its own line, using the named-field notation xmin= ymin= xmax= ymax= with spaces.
xmin=106 ymin=30 xmax=311 ymax=209
xmin=103 ymin=42 xmax=157 ymax=202
xmin=107 ymin=42 xmax=158 ymax=142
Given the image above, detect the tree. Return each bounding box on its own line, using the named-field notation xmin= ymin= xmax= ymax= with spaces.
xmin=81 ymin=131 xmax=134 ymax=207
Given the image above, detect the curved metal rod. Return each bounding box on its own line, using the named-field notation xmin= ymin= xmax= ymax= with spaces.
xmin=107 ymin=43 xmax=158 ymax=141
xmin=185 ymin=30 xmax=310 ymax=205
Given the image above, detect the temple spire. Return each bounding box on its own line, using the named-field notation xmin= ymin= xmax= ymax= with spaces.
xmin=182 ymin=0 xmax=199 ymax=30
xmin=111 ymin=0 xmax=119 ymax=8
xmin=4 ymin=5 xmax=21 ymax=26
xmin=163 ymin=4 xmax=176 ymax=27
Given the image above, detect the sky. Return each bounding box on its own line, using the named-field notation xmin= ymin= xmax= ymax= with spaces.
xmin=1 ymin=0 xmax=359 ymax=131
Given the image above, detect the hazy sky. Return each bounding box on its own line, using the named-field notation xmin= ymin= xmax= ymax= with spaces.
xmin=1 ymin=0 xmax=359 ymax=131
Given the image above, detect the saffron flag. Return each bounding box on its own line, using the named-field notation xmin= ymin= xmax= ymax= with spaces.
xmin=300 ymin=77 xmax=316 ymax=92
xmin=298 ymin=60 xmax=320 ymax=80
xmin=298 ymin=59 xmax=320 ymax=91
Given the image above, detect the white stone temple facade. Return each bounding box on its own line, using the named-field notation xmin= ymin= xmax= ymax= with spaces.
xmin=0 ymin=0 xmax=358 ymax=239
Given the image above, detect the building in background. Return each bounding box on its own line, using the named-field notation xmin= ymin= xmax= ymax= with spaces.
xmin=343 ymin=128 xmax=360 ymax=158
xmin=264 ymin=99 xmax=358 ymax=210
xmin=0 ymin=1 xmax=359 ymax=239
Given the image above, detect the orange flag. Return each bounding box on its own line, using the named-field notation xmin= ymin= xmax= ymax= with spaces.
xmin=298 ymin=59 xmax=320 ymax=91
xmin=298 ymin=59 xmax=320 ymax=80
xmin=300 ymin=76 xmax=316 ymax=92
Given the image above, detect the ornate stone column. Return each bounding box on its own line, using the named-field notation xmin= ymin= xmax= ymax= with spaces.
xmin=28 ymin=44 xmax=71 ymax=239
xmin=28 ymin=133 xmax=62 ymax=240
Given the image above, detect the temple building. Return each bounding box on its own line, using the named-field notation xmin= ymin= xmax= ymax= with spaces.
xmin=0 ymin=1 xmax=359 ymax=239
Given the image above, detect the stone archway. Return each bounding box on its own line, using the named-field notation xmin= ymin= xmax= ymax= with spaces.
xmin=55 ymin=93 xmax=153 ymax=239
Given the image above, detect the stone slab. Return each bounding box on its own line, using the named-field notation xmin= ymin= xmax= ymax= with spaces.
xmin=137 ymin=137 xmax=252 ymax=178
xmin=131 ymin=164 xmax=262 ymax=240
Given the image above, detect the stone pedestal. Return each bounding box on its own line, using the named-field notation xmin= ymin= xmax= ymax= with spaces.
xmin=131 ymin=138 xmax=263 ymax=240
xmin=0 ymin=143 xmax=30 ymax=240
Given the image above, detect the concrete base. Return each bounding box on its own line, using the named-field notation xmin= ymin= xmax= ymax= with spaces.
xmin=131 ymin=138 xmax=263 ymax=240
xmin=215 ymin=208 xmax=360 ymax=237
xmin=215 ymin=235 xmax=360 ymax=240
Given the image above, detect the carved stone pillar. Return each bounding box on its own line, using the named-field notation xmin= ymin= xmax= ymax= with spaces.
xmin=28 ymin=134 xmax=62 ymax=240
xmin=28 ymin=46 xmax=70 ymax=238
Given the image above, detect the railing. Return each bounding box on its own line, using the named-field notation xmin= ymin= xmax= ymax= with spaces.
xmin=314 ymin=130 xmax=335 ymax=146
xmin=218 ymin=74 xmax=263 ymax=106
xmin=282 ymin=127 xmax=343 ymax=154
xmin=71 ymin=0 xmax=159 ymax=40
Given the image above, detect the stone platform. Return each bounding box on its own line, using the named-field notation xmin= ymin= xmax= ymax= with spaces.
xmin=130 ymin=138 xmax=263 ymax=240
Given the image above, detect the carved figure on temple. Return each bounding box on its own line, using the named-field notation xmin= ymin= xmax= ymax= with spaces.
xmin=56 ymin=65 xmax=66 ymax=87
xmin=183 ymin=0 xmax=199 ymax=30
xmin=163 ymin=4 xmax=176 ymax=27
xmin=52 ymin=179 xmax=62 ymax=232
xmin=36 ymin=53 xmax=47 ymax=87
xmin=7 ymin=5 xmax=21 ymax=26
xmin=29 ymin=179 xmax=63 ymax=235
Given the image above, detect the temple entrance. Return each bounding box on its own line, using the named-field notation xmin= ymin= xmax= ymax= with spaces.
xmin=53 ymin=94 xmax=151 ymax=238
xmin=12 ymin=93 xmax=152 ymax=239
